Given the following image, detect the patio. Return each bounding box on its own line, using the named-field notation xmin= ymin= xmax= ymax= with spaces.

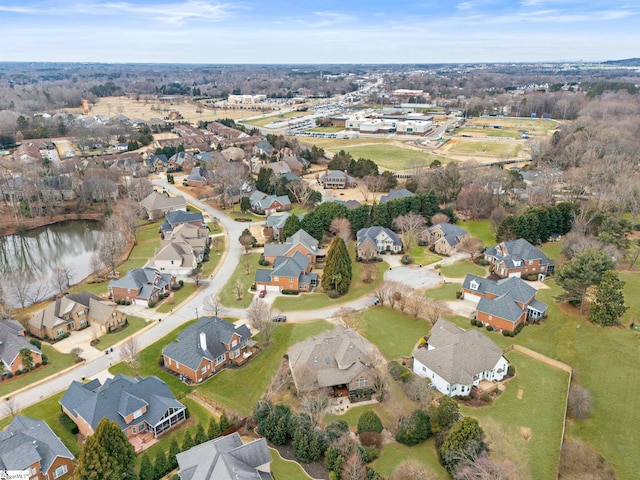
xmin=130 ymin=432 xmax=157 ymax=453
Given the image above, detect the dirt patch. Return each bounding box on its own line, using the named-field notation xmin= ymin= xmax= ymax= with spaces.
xmin=520 ymin=426 xmax=532 ymax=441
xmin=517 ymin=389 xmax=524 ymax=400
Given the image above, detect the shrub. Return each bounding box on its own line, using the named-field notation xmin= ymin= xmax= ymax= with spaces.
xmin=178 ymin=279 xmax=184 ymax=286
xmin=148 ymin=300 xmax=156 ymax=308
xmin=359 ymin=431 xmax=382 ymax=448
xmin=401 ymin=254 xmax=413 ymax=265
xmin=259 ymin=259 xmax=270 ymax=266
xmin=486 ymin=325 xmax=493 ymax=332
xmin=41 ymin=355 xmax=48 ymax=365
xmin=30 ymin=339 xmax=42 ymax=349
xmin=399 ymin=369 xmax=413 ymax=383
xmin=482 ymin=395 xmax=491 ymax=403
xmin=281 ymin=289 xmax=300 ymax=295
xmin=507 ymin=365 xmax=516 ymax=376
xmin=359 ymin=445 xmax=379 ymax=463
xmin=357 ymin=411 xmax=383 ymax=434
xmin=327 ymin=289 xmax=340 ymax=299
xmin=396 ymin=410 xmax=432 ymax=446
xmin=470 ymin=319 xmax=477 ymax=326
xmin=502 ymin=329 xmax=511 ymax=336
xmin=388 ymin=361 xmax=411 ymax=382
xmin=59 ymin=412 xmax=79 ymax=434
xmin=456 ymin=290 xmax=463 ymax=299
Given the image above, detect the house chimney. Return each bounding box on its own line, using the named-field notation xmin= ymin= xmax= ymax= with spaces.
xmin=199 ymin=332 xmax=207 ymax=351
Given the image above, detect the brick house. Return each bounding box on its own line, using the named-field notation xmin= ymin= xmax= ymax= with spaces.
xmin=255 ymin=251 xmax=319 ymax=293
xmin=160 ymin=210 xmax=206 ymax=236
xmin=0 ymin=415 xmax=75 ymax=479
xmin=356 ymin=226 xmax=403 ymax=259
xmin=60 ymin=374 xmax=186 ymax=447
xmin=29 ymin=292 xmax=126 ymax=339
xmin=461 ymin=274 xmax=548 ymax=332
xmin=263 ymin=212 xmax=293 ymax=241
xmin=484 ymin=238 xmax=554 ymax=279
xmin=0 ymin=320 xmax=43 ymax=375
xmin=263 ymin=229 xmax=324 ymax=265
xmin=249 ymin=190 xmax=291 ymax=215
xmin=108 ymin=268 xmax=175 ymax=306
xmin=319 ymin=170 xmax=356 ymax=189
xmin=426 ymin=223 xmax=470 ymax=256
xmin=162 ymin=316 xmax=254 ymax=383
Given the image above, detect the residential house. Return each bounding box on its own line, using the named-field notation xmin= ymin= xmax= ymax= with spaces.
xmin=426 ymin=223 xmax=470 ymax=256
xmin=319 ymin=170 xmax=356 ymax=189
xmin=161 ymin=210 xmax=206 ymax=235
xmin=168 ymin=152 xmax=196 ymax=172
xmin=380 ymin=188 xmax=414 ymax=203
xmin=108 ymin=268 xmax=175 ymax=306
xmin=461 ymin=274 xmax=547 ymax=332
xmin=145 ymin=154 xmax=170 ymax=172
xmin=264 ymin=160 xmax=291 ymax=177
xmin=255 ymin=251 xmax=319 ymax=293
xmin=249 ymin=190 xmax=291 ymax=215
xmin=140 ymin=191 xmax=187 ymax=220
xmin=263 ymin=229 xmax=324 ymax=265
xmin=60 ymin=374 xmax=186 ymax=450
xmin=146 ymin=242 xmax=198 ymax=276
xmin=165 ymin=223 xmax=211 ymax=259
xmin=255 ymin=140 xmax=274 ymax=156
xmin=29 ymin=292 xmax=126 ymax=339
xmin=185 ymin=167 xmax=210 ymax=188
xmin=484 ymin=238 xmax=554 ymax=279
xmin=356 ymin=226 xmax=403 ymax=259
xmin=162 ymin=316 xmax=254 ymax=383
xmin=0 ymin=415 xmax=75 ymax=479
xmin=263 ymin=212 xmax=300 ymax=242
xmin=287 ymin=325 xmax=378 ymax=396
xmin=0 ymin=320 xmax=43 ymax=375
xmin=413 ymin=318 xmax=509 ymax=397
xmin=177 ymin=433 xmax=272 ymax=480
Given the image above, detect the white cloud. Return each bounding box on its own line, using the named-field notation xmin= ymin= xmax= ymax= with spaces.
xmin=457 ymin=2 xmax=475 ymax=10
xmin=308 ymin=11 xmax=354 ymax=28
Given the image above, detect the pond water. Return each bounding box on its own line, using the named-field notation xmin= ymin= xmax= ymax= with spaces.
xmin=0 ymin=220 xmax=104 ymax=307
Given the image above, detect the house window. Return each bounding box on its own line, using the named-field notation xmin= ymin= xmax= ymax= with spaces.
xmin=133 ymin=409 xmax=143 ymax=419
xmin=216 ymin=354 xmax=226 ymax=365
xmin=231 ymin=339 xmax=238 ymax=347
xmin=53 ymin=465 xmax=68 ymax=479
xmin=201 ymin=366 xmax=207 ymax=374
xmin=30 ymin=467 xmax=37 ymax=477
xmin=80 ymin=319 xmax=88 ymax=327
xmin=273 ymin=276 xmax=279 ymax=281
xmin=355 ymin=377 xmax=368 ymax=388
xmin=132 ymin=426 xmax=137 ymax=434
xmin=56 ymin=328 xmax=64 ymax=337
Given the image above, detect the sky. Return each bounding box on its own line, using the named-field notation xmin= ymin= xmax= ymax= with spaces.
xmin=1 ymin=0 xmax=638 ymax=64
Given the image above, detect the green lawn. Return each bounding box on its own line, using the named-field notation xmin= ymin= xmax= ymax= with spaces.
xmin=456 ymin=220 xmax=495 ymax=247
xmin=424 ymin=282 xmax=462 ymax=301
xmin=219 ymin=252 xmax=261 ymax=308
xmin=270 ymin=448 xmax=313 ymax=479
xmin=439 ymin=261 xmax=486 ymax=279
xmin=244 ymin=111 xmax=315 ymax=128
xmin=157 ymin=283 xmax=198 ymax=314
xmin=325 ymin=144 xmax=451 ymax=171
xmin=460 ymin=351 xmax=569 ymax=480
xmin=307 ymin=126 xmax=343 ymax=133
xmin=288 ymin=204 xmax=313 ymax=216
xmin=446 ymin=140 xmax=521 ymax=158
xmin=356 ymin=307 xmax=428 ymax=360
xmin=539 ymin=241 xmax=563 ymax=262
xmin=373 ymin=440 xmax=448 ymax=479
xmin=407 ymin=244 xmax=442 ymax=266
xmin=620 ymin=271 xmax=640 ymax=324
xmin=272 ymin=256 xmax=388 ymax=312
xmin=203 ymin=248 xmax=224 ymax=277
xmin=197 ymin=321 xmax=332 ymax=416
xmin=0 ymin=345 xmax=75 ymax=398
xmin=299 ymin=137 xmax=396 ymax=150
xmin=93 ymin=315 xmax=148 ymax=351
xmin=68 ymin=280 xmax=109 ymax=296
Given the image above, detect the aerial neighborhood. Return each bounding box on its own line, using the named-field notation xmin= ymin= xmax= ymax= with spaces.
xmin=0 ymin=58 xmax=637 ymax=480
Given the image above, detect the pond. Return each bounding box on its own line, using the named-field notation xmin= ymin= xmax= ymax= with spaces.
xmin=0 ymin=220 xmax=104 ymax=307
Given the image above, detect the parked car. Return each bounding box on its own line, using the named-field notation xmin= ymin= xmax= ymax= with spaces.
xmin=272 ymin=314 xmax=287 ymax=322
xmin=258 ymin=290 xmax=266 ymax=298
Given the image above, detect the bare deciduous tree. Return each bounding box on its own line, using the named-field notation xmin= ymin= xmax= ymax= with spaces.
xmin=97 ymin=215 xmax=127 ymax=277
xmin=287 ymin=180 xmax=315 ymax=206
xmin=341 ymin=452 xmax=367 ymax=480
xmin=203 ymin=294 xmax=227 ymax=318
xmin=567 ymin=384 xmax=593 ymax=420
xmin=407 ymin=292 xmax=430 ymax=320
xmin=233 ymin=279 xmax=244 ymax=301
xmin=431 ymin=212 xmax=450 ymax=225
xmin=330 ymin=217 xmax=352 ymax=243
xmin=393 ymin=212 xmax=427 ymax=252
xmin=337 ymin=307 xmax=359 ymax=330
xmin=239 ymin=234 xmax=254 ymax=254
xmin=241 ymin=254 xmax=252 ymax=275
xmin=362 ymin=262 xmax=376 ymax=284
xmin=211 ymin=236 xmax=223 ymax=254
xmin=453 ymin=452 xmax=520 ymax=480
xmin=3 ymin=397 xmax=20 ymax=419
xmin=389 ymin=460 xmax=439 ymax=480
xmin=120 ymin=337 xmax=140 ymax=375
xmin=373 ymin=283 xmax=391 ymax=307
xmin=424 ymin=298 xmax=450 ymax=326
xmin=51 ymin=262 xmax=75 ymax=294
xmin=300 ymin=392 xmax=329 ymax=426
xmin=456 ymin=237 xmax=484 ymax=260
xmin=70 ymin=347 xmax=84 ymax=362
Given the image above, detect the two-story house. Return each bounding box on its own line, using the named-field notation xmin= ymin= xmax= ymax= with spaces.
xmin=249 ymin=190 xmax=292 ymax=215
xmin=108 ymin=268 xmax=175 ymax=306
xmin=263 ymin=229 xmax=324 ymax=265
xmin=356 ymin=226 xmax=403 ymax=259
xmin=255 ymin=251 xmax=319 ymax=293
xmin=484 ymin=238 xmax=554 ymax=279
xmin=426 ymin=223 xmax=470 ymax=256
xmin=162 ymin=316 xmax=254 ymax=383
xmin=140 ymin=191 xmax=187 ymax=221
xmin=160 ymin=211 xmax=206 ymax=236
xmin=461 ymin=274 xmax=548 ymax=332
xmin=319 ymin=170 xmax=356 ymax=189
xmin=0 ymin=320 xmax=43 ymax=375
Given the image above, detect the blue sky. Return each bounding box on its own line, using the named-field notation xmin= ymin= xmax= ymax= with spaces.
xmin=1 ymin=0 xmax=638 ymax=63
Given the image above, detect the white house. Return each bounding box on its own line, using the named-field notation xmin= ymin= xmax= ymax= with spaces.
xmin=412 ymin=319 xmax=509 ymax=397
xmin=356 ymin=226 xmax=403 ymax=258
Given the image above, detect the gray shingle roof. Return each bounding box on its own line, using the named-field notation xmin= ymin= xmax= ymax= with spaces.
xmin=428 ymin=222 xmax=469 ymax=248
xmin=462 ymin=274 xmax=536 ymax=305
xmin=271 ymin=252 xmax=309 ymax=278
xmin=0 ymin=416 xmax=74 ymax=473
xmin=413 ymin=319 xmax=506 ymax=385
xmin=485 ymin=238 xmax=553 ymax=270
xmin=60 ymin=374 xmax=185 ymax=432
xmin=162 ymin=317 xmax=252 ymax=371
xmin=0 ymin=320 xmax=41 ymax=369
xmin=177 ymin=432 xmax=272 ymax=480
xmin=380 ymin=188 xmax=414 ymax=203
xmin=161 ymin=211 xmax=204 ymax=232
xmin=109 ymin=268 xmax=173 ymax=299
xmin=356 ymin=226 xmax=402 ymax=249
xmin=140 ymin=191 xmax=186 ymax=212
xmin=477 ymin=294 xmax=525 ymax=323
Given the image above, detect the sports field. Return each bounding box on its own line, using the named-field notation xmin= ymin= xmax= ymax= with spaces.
xmin=242 ymin=110 xmax=315 ymax=128
xmin=459 ymin=117 xmax=557 ymax=139
xmin=324 ymin=143 xmax=451 ymax=171
xmin=445 ymin=139 xmax=522 ymax=158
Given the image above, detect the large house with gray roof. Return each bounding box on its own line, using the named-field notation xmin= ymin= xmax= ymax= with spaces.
xmin=413 ymin=318 xmax=509 ymax=397
xmin=263 ymin=229 xmax=324 ymax=264
xmin=0 ymin=319 xmax=42 ymax=375
xmin=255 ymin=251 xmax=319 ymax=293
xmin=380 ymin=188 xmax=414 ymax=203
xmin=249 ymin=190 xmax=291 ymax=215
xmin=356 ymin=226 xmax=403 ymax=259
xmin=319 ymin=170 xmax=356 ymax=189
xmin=287 ymin=325 xmax=378 ymax=396
xmin=162 ymin=316 xmax=254 ymax=384
xmin=60 ymin=374 xmax=186 ymax=450
xmin=161 ymin=210 xmax=206 ymax=236
xmin=0 ymin=415 xmax=75 ymax=479
xmin=426 ymin=223 xmax=470 ymax=256
xmin=108 ymin=267 xmax=175 ymax=306
xmin=484 ymin=238 xmax=554 ymax=279
xmin=461 ymin=274 xmax=547 ymax=332
xmin=140 ymin=191 xmax=186 ymax=220
xmin=29 ymin=292 xmax=126 ymax=339
xmin=177 ymin=432 xmax=272 ymax=480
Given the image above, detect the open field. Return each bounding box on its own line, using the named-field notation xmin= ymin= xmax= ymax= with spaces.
xmin=325 ymin=144 xmax=451 ymax=171
xmin=66 ymin=96 xmax=254 ymax=123
xmin=445 ymin=139 xmax=522 ymax=158
xmin=243 ymin=110 xmax=315 ymax=128
xmin=460 ymin=117 xmax=558 ymax=138
xmin=439 ymin=260 xmax=486 ymax=278
xmin=93 ymin=315 xmax=148 ymax=350
xmin=219 ymin=252 xmax=261 ymax=309
xmin=425 ymin=282 xmax=462 ymax=301
xmin=456 ymin=219 xmax=495 ymax=246
xmin=298 ymin=136 xmax=400 ymax=150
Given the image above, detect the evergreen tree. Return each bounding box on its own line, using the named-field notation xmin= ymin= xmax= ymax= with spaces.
xmin=154 ymin=449 xmax=170 ymax=479
xmin=372 ymin=203 xmax=391 ymax=229
xmin=75 ymin=418 xmax=136 ymax=480
xmin=282 ymin=214 xmax=302 ymax=241
xmin=182 ymin=431 xmax=195 ymax=452
xmin=433 ymin=396 xmax=460 ymax=432
xmin=168 ymin=438 xmax=180 ymax=470
xmin=240 ymin=196 xmax=251 ymax=213
xmin=256 ymin=167 xmax=274 ymax=193
xmin=322 ymin=236 xmax=353 ymax=296
xmin=438 ymin=417 xmax=488 ymax=475
xmin=194 ymin=423 xmax=208 ymax=445
xmin=139 ymin=454 xmax=154 ymax=480
xmin=589 ymin=270 xmax=628 ymax=326
xmin=207 ymin=417 xmax=221 ymax=440
xmin=219 ymin=411 xmax=231 ymax=433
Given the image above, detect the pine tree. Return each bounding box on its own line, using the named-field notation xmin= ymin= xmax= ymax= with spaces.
xmin=75 ymin=418 xmax=135 ymax=480
xmin=322 ymin=236 xmax=352 ymax=296
xmin=194 ymin=424 xmax=208 ymax=445
xmin=139 ymin=454 xmax=154 ymax=480
xmin=282 ymin=214 xmax=302 ymax=241
xmin=154 ymin=449 xmax=169 ymax=479
xmin=182 ymin=431 xmax=195 ymax=452
xmin=219 ymin=412 xmax=231 ymax=433
xmin=168 ymin=438 xmax=180 ymax=470
xmin=207 ymin=417 xmax=221 ymax=440
xmin=589 ymin=270 xmax=628 ymax=326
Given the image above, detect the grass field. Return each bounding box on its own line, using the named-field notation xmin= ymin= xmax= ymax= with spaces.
xmin=0 ymin=345 xmax=75 ymax=398
xmin=197 ymin=321 xmax=332 ymax=416
xmin=424 ymin=282 xmax=462 ymax=301
xmin=439 ymin=261 xmax=486 ymax=278
xmin=297 ymin=136 xmax=396 ymax=150
xmin=460 ymin=117 xmax=557 ymax=138
xmin=244 ymin=110 xmax=315 ymax=128
xmin=270 ymin=448 xmax=313 ymax=479
xmin=307 ymin=126 xmax=343 ymax=133
xmin=460 ymin=351 xmax=569 ymax=480
xmin=407 ymin=244 xmax=442 ymax=266
xmin=356 ymin=307 xmax=428 ymax=360
xmin=325 ymin=144 xmax=450 ymax=171
xmin=93 ymin=315 xmax=148 ymax=350
xmin=447 ymin=139 xmax=521 ymax=158
xmin=157 ymin=283 xmax=198 ymax=313
xmin=456 ymin=220 xmax=495 ymax=247
xmin=219 ymin=252 xmax=261 ymax=308
xmin=202 ymin=240 xmax=225 ymax=277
